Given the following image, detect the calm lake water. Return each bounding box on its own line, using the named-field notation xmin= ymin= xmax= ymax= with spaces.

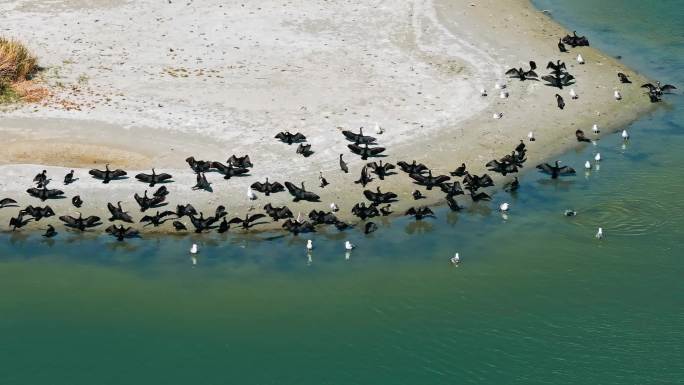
xmin=1 ymin=1 xmax=682 ymax=384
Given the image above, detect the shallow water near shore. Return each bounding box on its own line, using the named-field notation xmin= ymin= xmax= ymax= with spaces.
xmin=1 ymin=1 xmax=683 ymax=384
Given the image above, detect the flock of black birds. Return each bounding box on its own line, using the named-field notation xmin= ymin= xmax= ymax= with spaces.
xmin=0 ymin=31 xmax=677 ymax=242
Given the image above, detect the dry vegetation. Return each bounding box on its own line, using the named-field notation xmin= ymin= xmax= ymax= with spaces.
xmin=0 ymin=37 xmax=40 ymax=103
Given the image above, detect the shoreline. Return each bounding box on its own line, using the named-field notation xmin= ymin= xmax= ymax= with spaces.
xmin=0 ymin=0 xmax=657 ymax=235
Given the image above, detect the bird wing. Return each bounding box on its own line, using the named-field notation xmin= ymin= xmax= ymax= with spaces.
xmin=558 ymin=166 xmax=576 ymax=175
xmin=84 ymin=216 xmax=101 ymax=226
xmin=270 ymin=182 xmax=285 ymax=193
xmin=536 ymin=163 xmax=554 ymax=174
xmin=366 ymin=162 xmax=379 ymax=171
xmin=227 ymin=217 xmax=244 ymax=224
xmin=157 ymin=173 xmax=173 ymax=182
xmin=405 ymin=207 xmax=417 ymax=216
xmin=347 ymin=143 xmax=362 ymax=154
xmin=505 ymin=68 xmax=519 ymax=76
xmin=546 ymin=61 xmax=556 ymax=70
xmin=397 ymin=161 xmax=410 ymax=172
xmin=135 ymin=173 xmax=153 ymax=182
xmin=124 ymin=228 xmax=140 ymax=237
xmin=434 ymin=175 xmax=451 ymax=184
xmin=661 ymin=84 xmax=677 ymax=91
xmin=368 ymin=146 xmax=386 ymax=155
xmin=46 ymin=189 xmax=64 ymax=198
xmin=363 ymin=190 xmax=377 ymax=201
xmin=541 ymin=75 xmax=558 ymax=85
xmin=59 ymin=215 xmax=77 ymax=226
xmin=384 ymin=163 xmax=396 ymax=171
xmin=409 ymin=173 xmax=428 ymax=183
xmin=301 ymin=191 xmax=321 ymax=202
xmin=26 ymin=188 xmax=41 ymax=197
xmin=526 ymin=70 xmax=538 ymax=78
xmin=89 ymin=169 xmax=106 ymax=179
xmin=275 ymin=132 xmax=287 ymax=140
xmin=341 ymin=130 xmax=358 ymax=141
xmin=293 ymin=133 xmax=307 ymax=142
xmin=159 ymin=211 xmax=176 ymax=219
xmin=284 ymin=181 xmax=300 ymax=194
xmin=111 ymin=169 xmax=127 ymax=178
xmin=247 ymin=213 xmax=267 ymax=223
xmin=212 ymin=162 xmax=229 ymax=174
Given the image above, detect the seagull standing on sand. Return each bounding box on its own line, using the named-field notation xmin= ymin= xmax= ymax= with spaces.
xmin=330 ymin=202 xmax=339 ymax=212
xmin=480 ymin=88 xmax=487 ymax=96
xmin=493 ymin=112 xmax=504 ymax=120
xmin=595 ymin=227 xmax=604 ymax=239
xmin=569 ymin=88 xmax=578 ymax=99
xmin=499 ymin=90 xmax=508 ymax=99
xmin=592 ymin=124 xmax=600 ymax=134
xmin=614 ymin=90 xmax=622 ymax=100
xmin=495 ymin=82 xmax=506 ymax=90
xmin=450 ymin=253 xmax=460 ymax=265
xmin=528 ymin=131 xmax=535 ymax=141
xmin=247 ymin=187 xmax=256 ymax=200
xmin=374 ymin=122 xmax=384 ymax=135
xmin=576 ymin=54 xmax=585 ymax=64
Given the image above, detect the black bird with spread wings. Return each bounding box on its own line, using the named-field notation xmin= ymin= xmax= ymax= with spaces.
xmin=284 ymin=181 xmax=320 ymax=202
xmin=397 ymin=160 xmax=429 ymax=175
xmin=354 ymin=166 xmax=373 ymax=187
xmin=105 ymin=225 xmax=140 ymax=241
xmin=212 ymin=162 xmax=249 ymax=179
xmin=351 ymin=202 xmax=379 ymax=220
xmin=192 ymin=173 xmax=212 ymax=191
xmin=135 ymin=169 xmax=173 ymax=187
xmin=542 ymin=73 xmax=575 ymax=89
xmin=342 ymin=127 xmax=377 ymax=144
xmin=188 ymin=212 xmax=218 ymax=233
xmin=536 ymin=161 xmax=576 ymax=179
xmin=409 ymin=170 xmax=450 ymax=190
xmin=89 ymin=164 xmax=127 ymax=184
xmin=275 ymin=131 xmax=307 ymax=145
xmin=282 ymin=219 xmax=315 ymax=235
xmin=134 ymin=190 xmax=167 ymax=212
xmin=59 ymin=213 xmax=102 ymax=231
xmin=440 ymin=182 xmax=464 ymax=198
xmin=174 ymin=204 xmax=198 ymax=218
xmin=26 ymin=187 xmax=64 ymax=201
xmin=228 ymin=213 xmax=267 ymax=230
xmin=366 ymin=161 xmax=395 ymax=180
xmin=405 ymin=206 xmax=435 ymax=220
xmin=263 ymin=203 xmax=293 ymax=221
xmin=0 ymin=198 xmax=18 ymax=209
xmin=185 ymin=156 xmax=212 ymax=173
xmin=107 ymin=201 xmax=134 ymax=223
xmin=296 ymin=143 xmax=314 ymax=157
xmin=561 ymin=31 xmax=590 ymax=47
xmin=348 ymin=143 xmax=385 ymax=160
xmin=20 ymin=205 xmax=55 ymax=221
xmin=9 ymin=212 xmax=33 ymax=230
xmin=227 ymin=154 xmax=253 ymax=169
xmin=505 ymin=61 xmax=538 ymax=81
xmin=251 ymin=178 xmax=285 ymax=196
xmin=642 ymin=81 xmax=676 ymax=96
xmin=140 ymin=210 xmax=176 ymax=227
xmin=363 ymin=187 xmax=398 ymax=205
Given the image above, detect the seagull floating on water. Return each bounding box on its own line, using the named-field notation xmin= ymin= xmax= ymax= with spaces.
xmin=564 ymin=210 xmax=577 ymax=217
xmin=585 ymin=160 xmax=591 ymax=169
xmin=621 ymin=130 xmax=629 ymax=140
xmin=306 ymin=239 xmax=313 ymax=251
xmin=595 ymin=227 xmax=603 ymax=239
xmin=594 ymin=153 xmax=601 ymax=162
xmin=190 ymin=243 xmax=198 ymax=254
xmin=345 ymin=241 xmax=355 ymax=251
xmin=499 ymin=202 xmax=509 ymax=212
xmin=450 ymin=253 xmax=460 ymax=265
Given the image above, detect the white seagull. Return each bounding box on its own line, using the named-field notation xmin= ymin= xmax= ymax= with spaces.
xmin=499 ymin=90 xmax=508 ymax=99
xmin=592 ymin=124 xmax=600 ymax=134
xmin=585 ymin=160 xmax=591 ymax=169
xmin=495 ymin=82 xmax=506 ymax=90
xmin=450 ymin=253 xmax=460 ymax=265
xmin=306 ymin=239 xmax=313 ymax=251
xmin=345 ymin=241 xmax=355 ymax=251
xmin=595 ymin=227 xmax=604 ymax=239
xmin=594 ymin=153 xmax=601 ymax=162
xmin=569 ymin=88 xmax=578 ymax=99
xmin=621 ymin=130 xmax=629 ymax=140
xmin=480 ymin=88 xmax=487 ymax=96
xmin=247 ymin=187 xmax=256 ymax=200
xmin=499 ymin=202 xmax=509 ymax=212
xmin=374 ymin=122 xmax=384 ymax=135
xmin=614 ymin=90 xmax=622 ymax=100
xmin=330 ymin=202 xmax=339 ymax=212
xmin=576 ymin=54 xmax=585 ymax=64
xmin=493 ymin=112 xmax=504 ymax=120
xmin=528 ymin=131 xmax=535 ymax=141
xmin=190 ymin=243 xmax=198 ymax=254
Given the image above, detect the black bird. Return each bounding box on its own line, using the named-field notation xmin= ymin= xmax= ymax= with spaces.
xmin=542 ymin=73 xmax=575 ymax=89
xmin=21 ymin=205 xmax=55 ymax=221
xmin=363 ymin=187 xmax=398 ymax=205
xmin=107 ymin=202 xmax=134 ymax=223
xmin=275 ymin=131 xmax=307 ymax=145
xmin=308 ymin=210 xmax=338 ymax=225
xmin=33 ymin=170 xmax=47 ymax=185
xmin=366 ymin=160 xmax=395 ymax=180
xmin=188 ymin=212 xmax=218 ymax=233
xmin=398 ymin=160 xmax=429 ymax=175
xmin=379 ymin=204 xmax=392 ymax=216
xmin=463 ymin=173 xmax=495 ymax=191
xmin=217 ymin=218 xmax=230 ymax=233
xmin=251 ymin=178 xmax=285 ymax=196
xmin=412 ymin=190 xmax=424 ymax=200
xmin=351 ymin=202 xmax=379 ymax=220
xmin=284 ymin=181 xmax=320 ymax=202
xmin=172 ymin=221 xmax=187 ymax=231
xmin=546 ymin=60 xmax=567 ymax=75
xmin=354 ymin=166 xmax=373 ymax=187
xmin=26 ymin=187 xmax=64 ymax=201
xmin=153 ymin=185 xmax=169 ymax=198
xmin=486 ymin=159 xmax=518 ymax=176
xmin=9 ymin=212 xmax=33 ymax=230
xmin=450 ymin=163 xmax=467 ymax=177
xmin=227 ymin=154 xmax=253 ymax=168
xmin=446 ymin=195 xmax=462 ymax=211
xmin=135 ymin=169 xmax=173 ymax=187
xmin=339 ymin=154 xmax=349 ymax=173
xmin=405 ymin=206 xmax=435 ymax=220
xmin=504 ymin=177 xmax=520 ymax=192
xmin=134 ymin=190 xmax=166 ymax=212
xmin=263 ymin=203 xmax=293 ymax=221
xmin=72 ymin=195 xmax=83 ymax=208
xmin=364 ymin=222 xmax=378 ymax=234
xmin=409 ymin=170 xmax=450 ymax=190
xmin=105 ymin=225 xmax=140 ymax=241
xmin=342 ymin=127 xmax=377 ymax=144
xmin=642 ymin=81 xmax=676 ymax=97
xmin=0 ymin=198 xmax=18 ymax=209
xmin=43 ymin=224 xmax=57 ymax=238
xmin=470 ymin=192 xmax=492 ymax=202
xmin=333 ymin=220 xmax=351 ymax=231
xmin=228 ymin=213 xmax=267 ymax=230
xmin=282 ymin=219 xmax=315 ymax=235
xmin=175 ymin=204 xmax=198 ymax=218
xmin=212 ymin=162 xmax=249 ymax=179
xmin=558 ymin=39 xmax=567 ymax=53
xmin=562 ymin=31 xmax=590 ymax=47
xmin=555 ymin=94 xmax=565 ymax=109
xmin=296 ymin=143 xmax=314 ymax=157
xmin=505 ymin=61 xmax=538 ymax=81
xmin=213 ymin=205 xmax=228 ymax=220
xmin=536 ymin=161 xmax=576 ymax=179
xmin=617 ymin=73 xmax=631 ymax=84
xmin=515 ymin=140 xmax=526 ymax=153
xmin=140 ymin=210 xmax=175 ymax=227
xmin=89 ymin=164 xmax=127 ymax=183
xmin=319 ymin=172 xmax=329 ymax=188
xmin=192 ymin=172 xmax=212 ymax=191
xmin=440 ymin=181 xmax=464 ymax=197
xmin=63 ymin=170 xmax=76 ymax=185
xmin=59 ymin=213 xmax=101 ymax=231
xmin=575 ymin=129 xmax=591 ymax=143
xmin=185 ymin=156 xmax=212 ymax=173
xmin=348 ymin=143 xmax=385 ymax=160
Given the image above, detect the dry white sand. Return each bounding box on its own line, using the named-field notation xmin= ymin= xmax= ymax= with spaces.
xmin=0 ymin=0 xmax=654 ymax=233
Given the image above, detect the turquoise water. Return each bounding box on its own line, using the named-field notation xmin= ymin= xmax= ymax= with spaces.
xmin=1 ymin=1 xmax=683 ymax=384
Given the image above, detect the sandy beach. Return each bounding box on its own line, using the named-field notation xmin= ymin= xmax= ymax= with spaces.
xmin=0 ymin=0 xmax=655 ymax=233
